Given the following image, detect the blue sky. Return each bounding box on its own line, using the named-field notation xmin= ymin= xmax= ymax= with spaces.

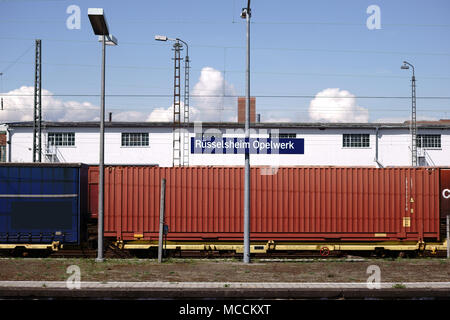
xmin=0 ymin=0 xmax=449 ymax=123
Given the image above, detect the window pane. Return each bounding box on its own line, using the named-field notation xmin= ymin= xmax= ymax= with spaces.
xmin=343 ymin=134 xmax=370 ymax=148
xmin=417 ymin=134 xmax=441 ymax=148
xmin=122 ymin=133 xmax=149 ymax=147
xmin=47 ymin=132 xmax=74 ymax=146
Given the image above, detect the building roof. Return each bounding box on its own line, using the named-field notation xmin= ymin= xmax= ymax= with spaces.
xmin=4 ymin=120 xmax=450 ymax=130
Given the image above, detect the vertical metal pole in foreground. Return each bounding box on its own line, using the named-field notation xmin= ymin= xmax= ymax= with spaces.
xmin=158 ymin=178 xmax=166 ymax=263
xmin=243 ymin=3 xmax=251 ymax=264
xmin=447 ymin=214 xmax=449 ymax=259
xmin=33 ymin=39 xmax=42 ymax=162
xmin=96 ymin=35 xmax=106 ymax=262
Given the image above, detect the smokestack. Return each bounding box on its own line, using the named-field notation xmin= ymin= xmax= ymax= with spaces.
xmin=237 ymin=97 xmax=256 ymax=123
xmin=256 ymin=114 xmax=260 ymax=123
xmin=108 ymin=112 xmax=112 ymax=122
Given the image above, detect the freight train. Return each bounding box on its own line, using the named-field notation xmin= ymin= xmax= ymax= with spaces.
xmin=0 ymin=163 xmax=449 ymax=257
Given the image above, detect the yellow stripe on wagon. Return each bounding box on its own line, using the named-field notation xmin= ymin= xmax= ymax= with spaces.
xmin=120 ymin=240 xmax=448 ymax=253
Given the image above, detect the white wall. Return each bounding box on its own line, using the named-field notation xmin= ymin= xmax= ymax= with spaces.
xmin=7 ymin=124 xmax=450 ymax=167
xmin=189 ymin=128 xmax=378 ymax=167
xmin=9 ymin=126 xmax=173 ymax=166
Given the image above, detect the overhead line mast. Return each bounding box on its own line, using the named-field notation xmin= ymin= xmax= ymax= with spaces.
xmin=33 ymin=39 xmax=42 ymax=162
xmin=172 ymin=42 xmax=182 ymax=167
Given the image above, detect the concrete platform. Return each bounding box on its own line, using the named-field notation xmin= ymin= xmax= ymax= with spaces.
xmin=0 ymin=281 xmax=449 ymax=300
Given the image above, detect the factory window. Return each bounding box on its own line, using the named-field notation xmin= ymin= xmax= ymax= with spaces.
xmin=417 ymin=134 xmax=441 ymax=149
xmin=343 ymin=134 xmax=370 ymax=148
xmin=121 ymin=132 xmax=149 ymax=147
xmin=269 ymin=133 xmax=296 ymax=139
xmin=48 ymin=132 xmax=75 ymax=146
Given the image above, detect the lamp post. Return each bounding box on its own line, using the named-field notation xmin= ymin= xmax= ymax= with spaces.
xmin=155 ymin=35 xmax=190 ymax=166
xmin=88 ymin=8 xmax=118 ymax=262
xmin=0 ymin=72 xmax=3 ymax=110
xmin=241 ymin=0 xmax=251 ymax=264
xmin=401 ymin=61 xmax=417 ymax=167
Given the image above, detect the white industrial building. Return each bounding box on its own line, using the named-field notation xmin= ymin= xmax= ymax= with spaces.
xmin=1 ymin=120 xmax=450 ymax=167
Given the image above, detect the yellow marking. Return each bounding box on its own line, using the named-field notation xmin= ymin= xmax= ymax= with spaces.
xmin=403 ymin=217 xmax=411 ymax=227
xmin=375 ymin=233 xmax=387 ymax=237
xmin=0 ymin=243 xmax=60 ymax=251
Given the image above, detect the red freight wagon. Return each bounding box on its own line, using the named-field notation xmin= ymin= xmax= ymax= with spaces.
xmin=88 ymin=166 xmax=443 ymax=243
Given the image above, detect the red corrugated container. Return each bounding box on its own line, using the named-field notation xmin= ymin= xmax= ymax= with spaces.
xmin=88 ymin=166 xmax=442 ymax=242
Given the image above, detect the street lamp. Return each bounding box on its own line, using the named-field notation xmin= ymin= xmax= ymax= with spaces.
xmin=241 ymin=0 xmax=251 ymax=264
xmin=88 ymin=8 xmax=117 ymax=262
xmin=154 ymin=35 xmax=190 ymax=114
xmin=401 ymin=61 xmax=417 ymax=167
xmin=155 ymin=35 xmax=190 ymax=166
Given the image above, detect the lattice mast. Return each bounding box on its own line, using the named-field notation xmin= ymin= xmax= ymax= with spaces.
xmin=33 ymin=39 xmax=42 ymax=162
xmin=411 ymin=73 xmax=417 ymax=167
xmin=172 ymin=42 xmax=182 ymax=167
xmin=182 ymin=47 xmax=190 ymax=166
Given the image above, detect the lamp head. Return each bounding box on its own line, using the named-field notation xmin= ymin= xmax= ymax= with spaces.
xmin=88 ymin=8 xmax=109 ymax=36
xmin=155 ymin=35 xmax=168 ymax=41
xmin=401 ymin=64 xmax=409 ymax=70
xmin=241 ymin=8 xmax=251 ymax=19
xmin=98 ymin=34 xmax=118 ymax=46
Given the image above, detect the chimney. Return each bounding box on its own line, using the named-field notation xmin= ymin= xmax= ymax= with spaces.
xmin=108 ymin=112 xmax=112 ymax=122
xmin=237 ymin=97 xmax=256 ymax=123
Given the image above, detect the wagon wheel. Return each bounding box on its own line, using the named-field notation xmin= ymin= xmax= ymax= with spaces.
xmin=320 ymin=247 xmax=330 ymax=257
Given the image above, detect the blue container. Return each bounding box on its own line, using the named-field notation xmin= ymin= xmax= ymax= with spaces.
xmin=0 ymin=163 xmax=87 ymax=244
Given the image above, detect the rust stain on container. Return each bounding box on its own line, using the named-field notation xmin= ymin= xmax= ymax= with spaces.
xmin=87 ymin=166 xmax=441 ymax=242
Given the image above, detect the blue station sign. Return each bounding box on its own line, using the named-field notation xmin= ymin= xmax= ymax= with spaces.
xmin=191 ymin=137 xmax=304 ymax=154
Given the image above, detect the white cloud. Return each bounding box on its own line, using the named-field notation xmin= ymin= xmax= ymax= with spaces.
xmin=1 ymin=68 xmax=237 ymax=123
xmin=192 ymin=67 xmax=237 ymax=121
xmin=0 ymin=86 xmax=99 ymax=122
xmin=308 ymin=88 xmax=369 ymax=123
xmin=145 ymin=67 xmax=237 ymax=122
xmin=146 ymin=102 xmax=201 ymax=122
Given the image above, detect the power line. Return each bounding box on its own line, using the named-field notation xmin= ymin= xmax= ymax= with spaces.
xmin=3 ymin=93 xmax=450 ymax=99
xmin=1 ymin=36 xmax=450 ymax=57
xmin=1 ymin=17 xmax=450 ymax=29
xmin=1 ymin=58 xmax=449 ymax=81
xmin=0 ymin=44 xmax=34 ymax=74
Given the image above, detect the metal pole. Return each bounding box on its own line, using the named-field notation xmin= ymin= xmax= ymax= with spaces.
xmin=38 ymin=40 xmax=42 ymax=163
xmin=447 ymin=214 xmax=449 ymax=259
xmin=33 ymin=39 xmax=42 ymax=163
xmin=158 ymin=178 xmax=166 ymax=263
xmin=96 ymin=34 xmax=106 ymax=262
xmin=411 ymin=71 xmax=417 ymax=167
xmin=243 ymin=4 xmax=251 ymax=264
